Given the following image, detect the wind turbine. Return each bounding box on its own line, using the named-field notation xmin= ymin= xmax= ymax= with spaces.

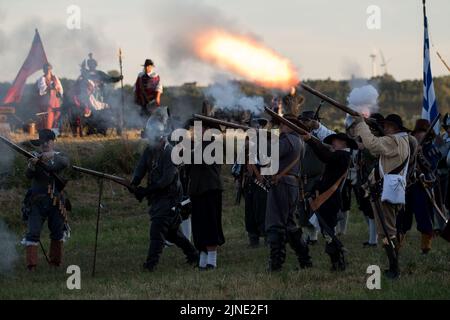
xmin=379 ymin=49 xmax=392 ymax=75
xmin=369 ymin=52 xmax=377 ymax=78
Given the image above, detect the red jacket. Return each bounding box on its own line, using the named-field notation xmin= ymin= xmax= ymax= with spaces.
xmin=134 ymin=72 xmax=162 ymax=107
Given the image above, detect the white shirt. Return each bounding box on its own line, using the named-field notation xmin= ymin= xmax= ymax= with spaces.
xmin=312 ymin=123 xmax=335 ymax=142
xmin=37 ymin=75 xmax=63 ymax=96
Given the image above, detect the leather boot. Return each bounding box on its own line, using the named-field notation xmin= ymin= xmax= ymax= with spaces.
xmin=144 ymin=239 xmax=165 ymax=272
xmin=26 ymin=245 xmax=38 ymax=271
xmin=287 ymin=229 xmax=312 ymax=269
xmin=325 ymin=240 xmax=346 ymax=271
xmin=420 ymin=233 xmax=432 ymax=254
xmin=383 ymin=238 xmax=400 ymax=279
xmin=49 ymin=240 xmax=63 ymax=267
xmin=248 ymin=234 xmax=260 ymax=248
xmin=267 ymin=231 xmax=286 ymax=272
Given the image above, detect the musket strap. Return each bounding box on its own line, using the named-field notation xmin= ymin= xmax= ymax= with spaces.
xmin=309 ymin=170 xmax=348 ymax=212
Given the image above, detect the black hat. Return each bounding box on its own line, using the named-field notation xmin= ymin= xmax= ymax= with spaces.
xmin=142 ymin=59 xmax=154 ymax=67
xmin=282 ymin=114 xmax=307 ymax=129
xmin=298 ymin=111 xmax=316 ymax=121
xmin=250 ymin=118 xmax=269 ymax=128
xmin=30 ymin=129 xmax=56 ymax=146
xmin=383 ymin=114 xmax=409 ymax=132
xmin=323 ymin=132 xmax=358 ymax=150
xmin=369 ymin=113 xmax=384 ymax=124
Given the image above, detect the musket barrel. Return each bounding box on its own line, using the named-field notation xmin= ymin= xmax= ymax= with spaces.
xmin=420 ymin=114 xmax=441 ymax=146
xmin=193 ymin=114 xmax=251 ymax=131
xmin=0 ymin=135 xmax=67 ymax=191
xmin=301 ymin=83 xmax=384 ymax=134
xmin=300 ymin=83 xmax=359 ymax=116
xmin=72 ymin=165 xmax=131 ymax=188
xmin=263 ymin=107 xmax=309 ymax=136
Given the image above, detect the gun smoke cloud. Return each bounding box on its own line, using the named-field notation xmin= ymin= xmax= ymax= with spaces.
xmin=0 ymin=219 xmax=19 ymax=275
xmin=204 ymin=81 xmax=264 ymax=115
xmin=347 ymin=84 xmax=379 ymax=117
xmin=155 ymin=0 xmax=298 ymax=89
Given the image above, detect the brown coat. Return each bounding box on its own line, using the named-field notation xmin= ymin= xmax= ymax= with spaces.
xmin=354 ymin=121 xmax=410 ymax=177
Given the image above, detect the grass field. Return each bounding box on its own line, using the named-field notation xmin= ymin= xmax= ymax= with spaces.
xmin=1 ymin=134 xmax=450 ymax=300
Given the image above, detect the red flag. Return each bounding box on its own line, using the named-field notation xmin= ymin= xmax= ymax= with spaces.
xmin=1 ymin=29 xmax=48 ymax=106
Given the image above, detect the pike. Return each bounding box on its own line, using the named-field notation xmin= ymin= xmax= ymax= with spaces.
xmin=0 ymin=135 xmax=67 ymax=191
xmin=300 ymin=83 xmax=384 ymax=134
xmin=118 ymin=48 xmax=125 ymax=136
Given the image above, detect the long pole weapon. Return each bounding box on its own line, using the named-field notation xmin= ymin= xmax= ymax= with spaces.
xmin=92 ymin=178 xmax=104 ymax=277
xmin=118 ymin=48 xmax=125 ymax=136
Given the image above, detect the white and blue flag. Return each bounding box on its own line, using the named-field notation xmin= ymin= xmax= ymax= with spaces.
xmin=422 ymin=1 xmax=439 ymax=133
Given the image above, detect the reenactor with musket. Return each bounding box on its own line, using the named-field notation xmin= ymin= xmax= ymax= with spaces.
xmin=265 ymin=114 xmax=312 ymax=272
xmin=353 ymin=114 xmax=412 ymax=279
xmin=299 ymin=131 xmax=357 ymax=271
xmin=242 ymin=118 xmax=269 ymax=248
xmin=345 ymin=113 xmax=385 ymax=248
xmin=296 ymin=110 xmax=332 ymax=245
xmin=128 ymin=109 xmax=198 ymax=271
xmin=22 ymin=129 xmax=69 ymax=270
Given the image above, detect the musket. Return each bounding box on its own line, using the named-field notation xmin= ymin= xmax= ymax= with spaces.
xmin=193 ymin=114 xmax=252 ymax=131
xmin=419 ymin=113 xmax=441 ymax=146
xmin=419 ymin=174 xmax=450 ymax=242
xmin=264 ymin=106 xmax=318 ymax=140
xmin=313 ymin=100 xmax=324 ymax=120
xmin=235 ymin=165 xmax=244 ymax=205
xmin=92 ymin=178 xmax=103 ymax=277
xmin=300 ymin=83 xmax=384 ymax=134
xmin=369 ymin=183 xmax=398 ymax=257
xmin=72 ymin=165 xmax=134 ymax=190
xmin=0 ymin=135 xmax=67 ymax=191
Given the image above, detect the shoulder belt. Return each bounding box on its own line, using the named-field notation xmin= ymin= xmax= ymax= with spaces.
xmin=309 ymin=169 xmax=348 ymax=212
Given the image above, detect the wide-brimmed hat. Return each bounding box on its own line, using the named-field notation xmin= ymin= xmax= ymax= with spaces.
xmin=383 ymin=114 xmax=409 ymax=132
xmin=248 ymin=118 xmax=269 ymax=128
xmin=142 ymin=59 xmax=155 ymax=67
xmin=30 ymin=129 xmax=56 ymax=146
xmin=323 ymin=132 xmax=358 ymax=150
xmin=298 ymin=111 xmax=317 ymax=121
xmin=412 ymin=119 xmax=430 ymax=133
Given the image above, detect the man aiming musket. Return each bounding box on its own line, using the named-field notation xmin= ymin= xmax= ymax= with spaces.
xmin=1 ymin=130 xmax=70 ymax=271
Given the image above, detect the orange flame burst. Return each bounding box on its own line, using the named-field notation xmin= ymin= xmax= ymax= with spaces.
xmin=194 ymin=30 xmax=299 ymax=89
